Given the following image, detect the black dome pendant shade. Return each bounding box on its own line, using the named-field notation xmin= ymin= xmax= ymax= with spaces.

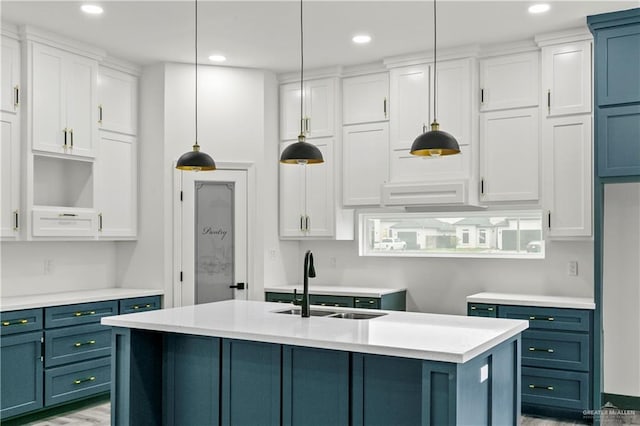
xmin=175 ymin=0 xmax=216 ymax=171
xmin=410 ymin=0 xmax=460 ymax=158
xmin=280 ymin=0 xmax=324 ymax=165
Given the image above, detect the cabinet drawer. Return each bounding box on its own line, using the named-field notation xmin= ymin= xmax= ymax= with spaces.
xmin=310 ymin=295 xmax=354 ymax=308
xmin=44 ymin=357 xmax=110 ymax=406
xmin=522 ymin=367 xmax=590 ymax=411
xmin=499 ymin=306 xmax=591 ymax=332
xmin=467 ymin=303 xmax=498 ymax=318
xmin=32 ymin=209 xmax=97 ymax=237
xmin=265 ymin=292 xmax=296 ymax=303
xmin=119 ymin=296 xmax=161 ymax=314
xmin=45 ymin=300 xmax=118 ymax=328
xmin=522 ymin=330 xmax=590 ymax=372
xmin=1 ymin=308 xmax=43 ymax=336
xmin=45 ymin=323 xmax=111 ymax=368
xmin=354 ymin=297 xmax=380 ymax=309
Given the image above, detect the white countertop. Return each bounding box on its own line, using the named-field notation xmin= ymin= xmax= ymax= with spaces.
xmin=264 ymin=285 xmax=406 ymax=297
xmin=102 ymin=300 xmax=527 ymax=363
xmin=0 ymin=288 xmax=164 ymax=312
xmin=466 ymin=292 xmax=595 ymax=310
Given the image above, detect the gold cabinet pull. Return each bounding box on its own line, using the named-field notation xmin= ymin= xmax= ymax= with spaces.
xmin=528 ymin=347 xmax=555 ymax=353
xmin=528 ymin=384 xmax=554 ymax=391
xmin=529 ymin=316 xmax=554 ymax=321
xmin=73 ymin=310 xmax=96 ymax=317
xmin=73 ymin=376 xmax=96 ymax=385
xmin=2 ymin=319 xmax=28 ymax=327
xmin=74 ymin=340 xmax=96 ymax=348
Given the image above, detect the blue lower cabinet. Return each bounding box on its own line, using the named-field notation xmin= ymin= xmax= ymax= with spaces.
xmin=498 ymin=305 xmax=591 ymax=332
xmin=164 ymin=334 xmax=220 ymax=426
xmin=119 ymin=296 xmax=162 ymax=314
xmin=522 ymin=367 xmax=590 ymax=411
xmin=467 ymin=303 xmax=498 ymax=318
xmin=44 ymin=357 xmax=110 ymax=406
xmin=522 ymin=330 xmax=590 ymax=372
xmin=45 ymin=300 xmax=119 ymax=329
xmin=221 ymin=339 xmax=281 ymax=426
xmin=45 ymin=323 xmax=112 ymax=368
xmin=282 ymin=346 xmax=349 ymax=426
xmin=1 ymin=309 xmax=43 ymax=336
xmin=0 ymin=331 xmax=44 ymax=419
xmin=310 ymin=294 xmax=354 ymax=308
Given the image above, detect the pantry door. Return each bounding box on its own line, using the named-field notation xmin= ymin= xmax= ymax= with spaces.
xmin=178 ymin=169 xmax=248 ymax=306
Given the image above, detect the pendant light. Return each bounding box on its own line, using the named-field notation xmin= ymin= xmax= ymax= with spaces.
xmin=280 ymin=0 xmax=324 ymax=165
xmin=410 ymin=0 xmax=460 ymax=157
xmin=176 ymin=0 xmax=216 ymax=171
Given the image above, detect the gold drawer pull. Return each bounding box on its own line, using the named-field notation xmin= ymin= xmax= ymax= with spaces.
xmin=528 ymin=347 xmax=554 ymax=353
xmin=369 ymin=300 xmax=375 ymax=304
xmin=73 ymin=311 xmax=96 ymax=317
xmin=74 ymin=340 xmax=96 ymax=348
xmin=529 ymin=316 xmax=554 ymax=321
xmin=73 ymin=376 xmax=96 ymax=385
xmin=131 ymin=304 xmax=152 ymax=310
xmin=2 ymin=319 xmax=29 ymax=326
xmin=528 ymin=384 xmax=554 ymax=391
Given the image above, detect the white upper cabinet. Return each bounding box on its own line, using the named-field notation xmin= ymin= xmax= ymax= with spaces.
xmin=97 ymin=66 xmax=138 ymax=135
xmin=1 ymin=114 xmax=20 ymax=240
xmin=30 ymin=42 xmax=98 ymax=158
xmin=342 ymin=72 xmax=389 ymax=125
xmin=389 ymin=64 xmax=430 ymax=151
xmin=543 ymin=115 xmax=592 ymax=238
xmin=541 ymin=41 xmax=592 ymax=117
xmin=343 ymin=122 xmax=389 ymax=206
xmin=480 ymin=51 xmax=539 ymax=111
xmin=480 ymin=107 xmax=540 ymax=202
xmin=280 ymin=77 xmax=335 ymax=140
xmin=1 ymin=36 xmax=21 ymax=115
xmin=96 ymin=132 xmax=137 ymax=239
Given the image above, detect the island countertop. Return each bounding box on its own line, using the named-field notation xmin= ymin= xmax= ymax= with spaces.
xmin=102 ymin=300 xmax=527 ymax=363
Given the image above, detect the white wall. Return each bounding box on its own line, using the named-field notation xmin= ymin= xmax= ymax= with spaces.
xmin=300 ymin=239 xmax=593 ymax=314
xmin=603 ymin=182 xmax=640 ymax=397
xmin=1 ymin=242 xmax=117 ymax=297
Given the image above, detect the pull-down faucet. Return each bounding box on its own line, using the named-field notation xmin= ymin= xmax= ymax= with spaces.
xmin=294 ymin=250 xmax=316 ymax=318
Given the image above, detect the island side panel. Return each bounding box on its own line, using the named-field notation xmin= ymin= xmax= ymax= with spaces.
xmin=164 ymin=334 xmax=220 ymax=426
xmin=111 ymin=327 xmax=163 ymax=426
xmin=421 ymin=362 xmax=457 ymax=425
xmin=221 ymin=339 xmax=281 ymax=426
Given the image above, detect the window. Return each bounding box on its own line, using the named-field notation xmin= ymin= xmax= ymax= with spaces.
xmin=360 ymin=210 xmax=544 ymax=258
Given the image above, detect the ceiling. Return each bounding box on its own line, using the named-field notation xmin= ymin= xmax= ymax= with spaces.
xmin=2 ymin=1 xmax=638 ymax=73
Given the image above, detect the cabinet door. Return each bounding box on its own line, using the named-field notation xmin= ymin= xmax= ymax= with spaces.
xmin=305 ymin=78 xmax=335 ymax=139
xmin=279 ymin=141 xmax=306 ymax=237
xmin=596 ymin=104 xmax=640 ymax=177
xmin=0 ymin=331 xmax=43 ymax=419
xmin=542 ymin=42 xmax=592 ymax=116
xmin=1 ymin=36 xmax=20 ymax=115
xmin=1 ymin=113 xmax=20 ymax=239
xmin=96 ymin=132 xmax=137 ymax=239
xmin=97 ymin=67 xmax=138 ymax=135
xmin=433 ymin=58 xmax=472 ymax=146
xmin=390 ymin=144 xmax=472 ymax=183
xmin=31 ymin=43 xmax=67 ymax=154
xmin=544 ymin=115 xmax=592 ymax=237
xmin=280 ymin=82 xmax=304 ymax=141
xmin=305 ymin=139 xmax=333 ymax=237
xmin=65 ymin=54 xmax=98 ymax=158
xmin=480 ymin=108 xmax=540 ymax=202
xmin=342 ymin=73 xmax=389 ymax=124
xmin=480 ymin=51 xmax=539 ymax=111
xmin=343 ymin=123 xmax=389 ymax=205
xmin=389 ymin=64 xmax=430 ymax=150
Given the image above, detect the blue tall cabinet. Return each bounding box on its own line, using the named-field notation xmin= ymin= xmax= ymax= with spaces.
xmin=588 ymin=6 xmax=640 ymax=413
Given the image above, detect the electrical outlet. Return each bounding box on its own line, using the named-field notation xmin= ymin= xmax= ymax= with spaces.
xmin=567 ymin=261 xmax=578 ymax=276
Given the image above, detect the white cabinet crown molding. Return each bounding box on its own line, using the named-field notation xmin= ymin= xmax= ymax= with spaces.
xmin=340 ymin=62 xmax=388 ymax=78
xmin=100 ymin=56 xmax=142 ymax=76
xmin=534 ymin=27 xmax=593 ymax=47
xmin=1 ymin=24 xmax=20 ymax=40
xmin=20 ymin=25 xmax=105 ymax=61
xmin=478 ymin=39 xmax=539 ymax=59
xmin=383 ymin=45 xmax=481 ymax=69
xmin=277 ymin=65 xmax=342 ymax=84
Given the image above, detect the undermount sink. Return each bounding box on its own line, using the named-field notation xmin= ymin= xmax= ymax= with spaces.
xmin=273 ymin=308 xmax=387 ymax=320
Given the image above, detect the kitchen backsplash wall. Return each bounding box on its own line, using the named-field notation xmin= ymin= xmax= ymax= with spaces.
xmin=299 ymin=239 xmax=593 ymax=314
xmin=1 ymin=241 xmax=117 ymax=297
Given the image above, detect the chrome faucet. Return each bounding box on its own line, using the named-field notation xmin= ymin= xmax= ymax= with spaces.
xmin=294 ymin=250 xmax=316 ymax=318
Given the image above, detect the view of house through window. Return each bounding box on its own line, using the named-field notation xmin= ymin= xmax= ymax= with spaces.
xmin=360 ymin=211 xmax=544 ymax=258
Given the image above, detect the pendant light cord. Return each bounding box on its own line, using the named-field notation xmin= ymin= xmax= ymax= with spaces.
xmin=195 ymin=0 xmax=199 ymax=146
xmin=299 ymin=0 xmax=304 ymax=136
xmin=432 ymin=0 xmax=437 ymax=124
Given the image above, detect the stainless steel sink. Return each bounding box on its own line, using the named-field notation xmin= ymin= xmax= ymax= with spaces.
xmin=274 ymin=308 xmax=336 ymax=317
xmin=328 ymin=312 xmax=387 ymax=320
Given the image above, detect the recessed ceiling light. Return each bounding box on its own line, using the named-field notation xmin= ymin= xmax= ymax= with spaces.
xmin=208 ymin=55 xmax=227 ymax=63
xmin=81 ymin=4 xmax=103 ymax=15
xmin=528 ymin=4 xmax=550 ymax=14
xmin=352 ymin=35 xmax=372 ymax=44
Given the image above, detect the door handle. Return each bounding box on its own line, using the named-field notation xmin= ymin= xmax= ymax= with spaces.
xmin=229 ymin=282 xmax=245 ymax=290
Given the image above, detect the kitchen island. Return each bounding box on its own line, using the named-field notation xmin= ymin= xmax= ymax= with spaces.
xmin=102 ymin=300 xmax=527 ymax=426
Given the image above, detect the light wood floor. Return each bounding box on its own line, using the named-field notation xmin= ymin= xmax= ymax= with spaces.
xmin=24 ymin=401 xmax=640 ymax=425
